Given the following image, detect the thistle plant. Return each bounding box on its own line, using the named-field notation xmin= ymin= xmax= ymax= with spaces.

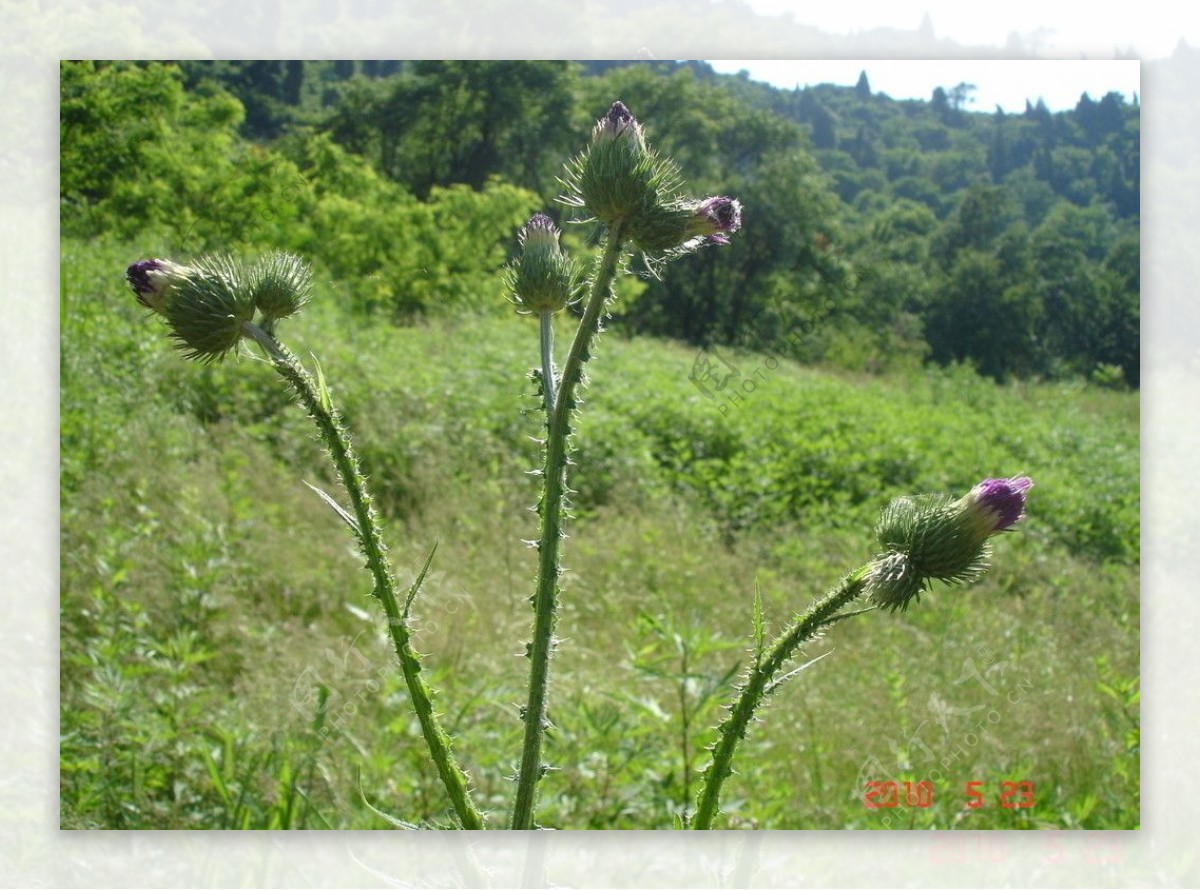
xmin=124 ymin=100 xmax=1031 ymax=830
xmin=126 ymin=252 xmax=485 ymax=830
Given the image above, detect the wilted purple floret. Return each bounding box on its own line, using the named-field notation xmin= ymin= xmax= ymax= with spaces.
xmin=696 ymin=196 xmax=743 ymax=244
xmin=604 ymin=100 xmax=635 ymax=128
xmin=973 ymin=476 xmax=1033 ymax=532
xmin=126 ymin=258 xmax=194 ymax=315
xmin=593 ymin=100 xmax=641 ymax=144
xmin=126 ymin=259 xmax=168 ymax=308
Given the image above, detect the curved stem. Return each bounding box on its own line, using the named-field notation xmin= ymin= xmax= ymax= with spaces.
xmin=510 ymin=223 xmax=627 ymax=830
xmin=691 ymin=566 xmax=871 ymax=830
xmin=242 ymin=322 xmax=485 ymax=830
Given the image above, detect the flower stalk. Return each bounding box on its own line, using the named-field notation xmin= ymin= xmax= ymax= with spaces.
xmin=509 ymin=101 xmax=745 ymax=830
xmin=510 ymin=221 xmax=628 ymax=830
xmin=239 ymin=321 xmax=485 ymax=830
xmin=691 ymin=567 xmax=871 ymax=830
xmin=692 ymin=475 xmax=1032 ymax=828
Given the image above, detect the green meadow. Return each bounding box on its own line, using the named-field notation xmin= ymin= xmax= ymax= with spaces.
xmin=60 ymin=236 xmax=1138 ymax=829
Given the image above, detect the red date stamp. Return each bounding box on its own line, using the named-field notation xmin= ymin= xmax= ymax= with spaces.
xmin=864 ymin=780 xmax=1035 ymax=809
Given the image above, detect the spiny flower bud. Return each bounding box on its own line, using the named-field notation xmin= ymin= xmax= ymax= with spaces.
xmin=591 ymin=100 xmax=646 ymax=153
xmin=959 ymin=476 xmax=1033 ymax=536
xmin=126 ymin=259 xmax=195 ymax=315
xmin=127 ymin=252 xmax=316 ymax=363
xmin=161 ymin=254 xmax=256 ymax=364
xmin=866 ymin=475 xmax=1033 ymax=612
xmin=505 ymin=213 xmax=581 ymax=315
xmin=627 ymin=196 xmax=744 ymax=257
xmin=249 ymin=251 xmax=313 ymax=324
xmin=688 ymin=196 xmax=743 ymax=246
xmin=562 ymin=101 xmax=682 ymax=230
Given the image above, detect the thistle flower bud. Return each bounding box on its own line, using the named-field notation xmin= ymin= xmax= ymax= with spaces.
xmin=505 ymin=213 xmax=581 ymax=315
xmin=126 ymin=259 xmax=195 ymax=315
xmin=163 ymin=254 xmax=256 ymax=364
xmin=249 ymin=251 xmax=313 ymax=324
xmin=688 ymin=196 xmax=743 ymax=246
xmin=959 ymin=476 xmax=1034 ymax=536
xmin=128 ymin=251 xmax=315 ymax=363
xmin=866 ymin=475 xmax=1033 ymax=612
xmin=626 ymin=196 xmax=744 ymax=256
xmin=591 ymin=100 xmax=646 ymax=153
xmin=562 ymin=101 xmax=682 ymax=230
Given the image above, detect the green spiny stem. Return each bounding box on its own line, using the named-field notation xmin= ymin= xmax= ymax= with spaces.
xmin=242 ymin=322 xmax=485 ymax=831
xmin=510 ymin=223 xmax=627 ymax=830
xmin=691 ymin=566 xmax=872 ymax=830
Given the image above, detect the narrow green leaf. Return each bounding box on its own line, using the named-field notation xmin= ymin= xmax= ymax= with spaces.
xmin=357 ymin=768 xmax=420 ymax=830
xmin=404 ymin=541 xmax=439 ymax=621
xmin=752 ymin=578 xmax=765 ymax=666
xmin=201 ymin=748 xmax=233 ymax=808
xmin=302 ymin=480 xmax=359 ymax=534
xmin=312 ymin=354 xmax=332 ymax=414
xmin=310 ymin=683 xmax=330 ymax=733
xmin=764 ymin=649 xmax=835 ymax=695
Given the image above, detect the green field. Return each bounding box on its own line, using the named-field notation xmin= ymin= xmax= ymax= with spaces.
xmin=60 ymin=236 xmax=1139 ymax=829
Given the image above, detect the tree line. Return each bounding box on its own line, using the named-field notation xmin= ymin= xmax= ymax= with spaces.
xmin=62 ymin=60 xmax=1139 ymax=385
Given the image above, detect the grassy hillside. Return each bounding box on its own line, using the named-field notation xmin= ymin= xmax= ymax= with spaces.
xmin=60 ymin=236 xmax=1138 ymax=829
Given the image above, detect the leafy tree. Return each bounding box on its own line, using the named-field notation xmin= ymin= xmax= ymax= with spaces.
xmin=326 ymin=61 xmax=577 ymax=200
xmin=1097 ymin=234 xmax=1140 ymax=385
xmin=948 ymin=82 xmax=977 ymax=111
xmin=855 ymin=70 xmax=871 ymax=99
xmin=987 ymin=107 xmax=1010 ymax=181
xmin=795 ymin=88 xmax=838 ymax=149
xmin=60 ymin=61 xmax=252 ymax=243
xmin=622 ymin=145 xmax=846 ymax=356
xmin=1023 ymin=201 xmax=1108 ymax=371
xmin=280 ymin=132 xmax=540 ymax=316
xmin=912 ymin=121 xmax=951 ymax=152
xmin=846 ymin=124 xmax=879 ymax=168
xmin=61 ymin=61 xmax=188 ymax=205
xmin=925 ymin=248 xmax=1037 ymax=379
xmin=931 ymin=86 xmax=951 ymax=123
xmin=282 ymin=60 xmax=305 ymax=106
xmin=178 ymin=61 xmax=304 ymax=140
xmin=930 ymin=183 xmax=1016 ymax=269
xmin=890 ymin=176 xmax=945 ymax=215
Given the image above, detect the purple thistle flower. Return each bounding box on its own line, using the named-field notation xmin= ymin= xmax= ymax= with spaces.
xmin=126 ymin=258 xmax=192 ymax=315
xmin=867 ymin=474 xmax=1033 ymax=611
xmin=693 ymin=196 xmax=743 ymax=245
xmin=590 ymin=100 xmax=644 ymax=150
xmin=126 ymin=259 xmax=165 ymax=306
xmin=963 ymin=476 xmax=1034 ymax=534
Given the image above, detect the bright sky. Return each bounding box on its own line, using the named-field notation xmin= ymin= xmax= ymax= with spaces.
xmin=701 ymin=1 xmax=1191 ymax=112
xmin=705 ymin=60 xmax=1141 ymax=114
